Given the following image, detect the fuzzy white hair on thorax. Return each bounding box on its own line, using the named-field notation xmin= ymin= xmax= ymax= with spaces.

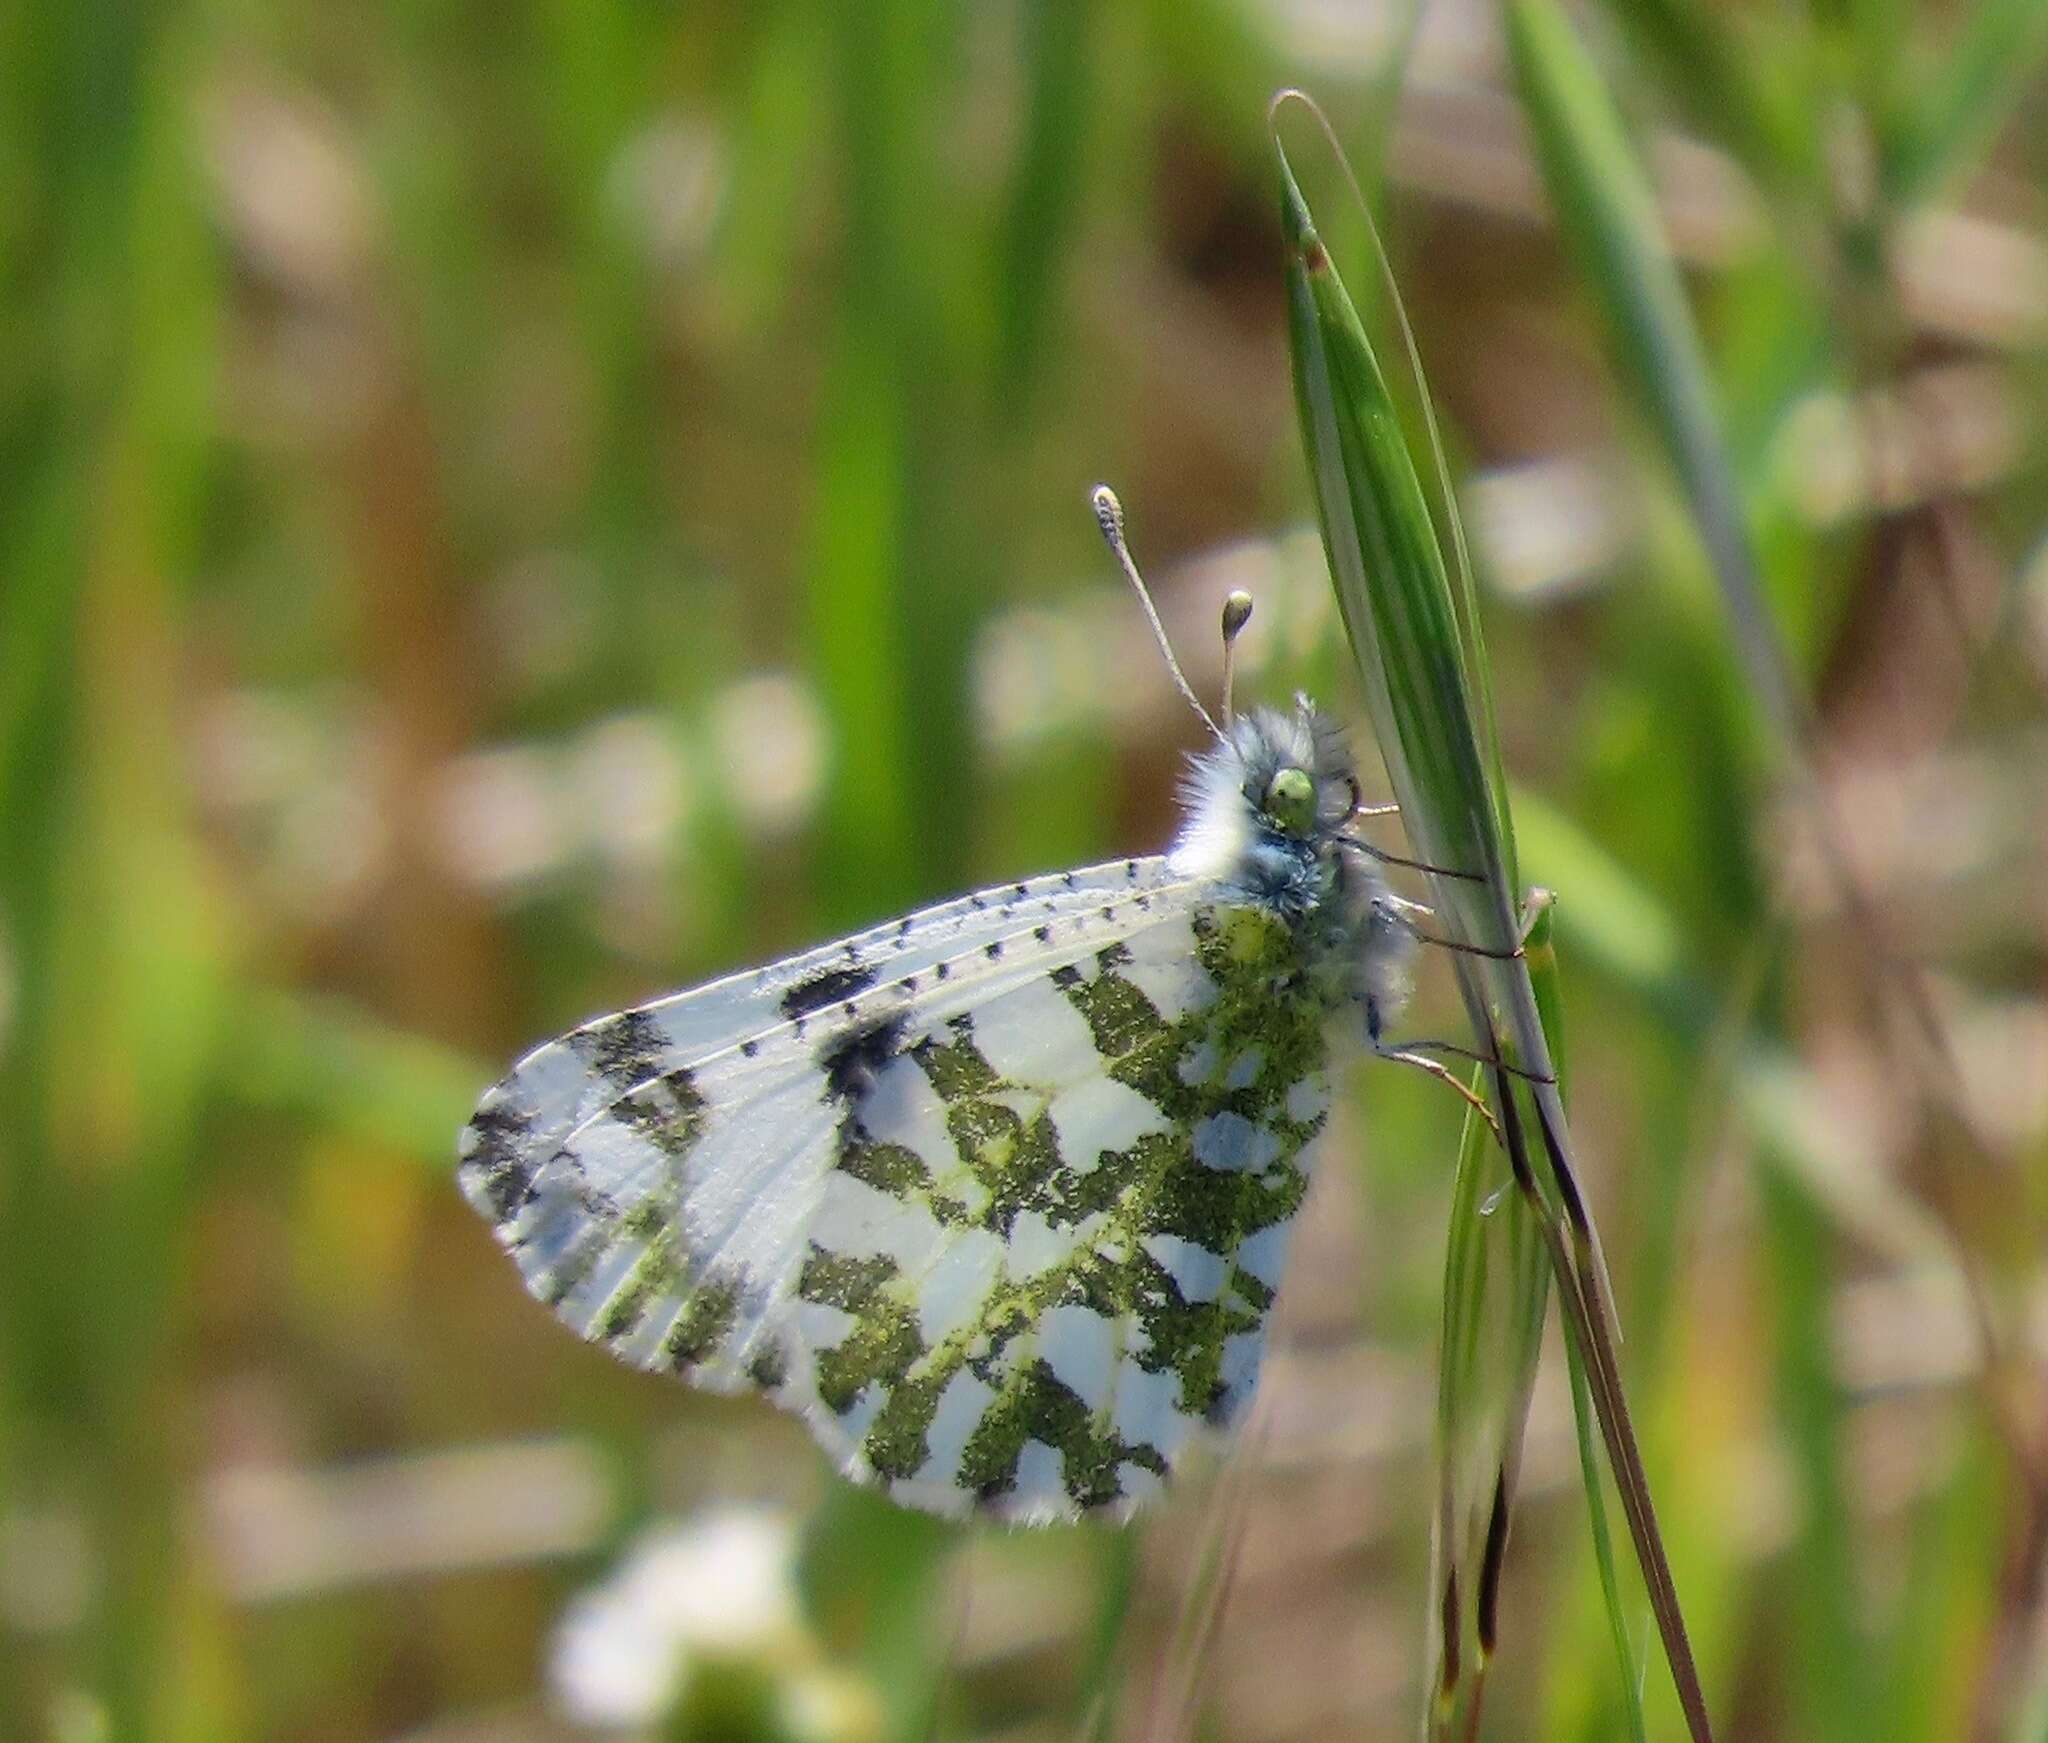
xmin=1166 ymin=701 xmax=1356 ymax=887
xmin=1165 ymin=735 xmax=1257 ymax=884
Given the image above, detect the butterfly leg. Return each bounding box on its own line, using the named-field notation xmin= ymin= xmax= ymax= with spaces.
xmin=1341 ymin=781 xmax=1488 ymax=881
xmin=1361 ymin=973 xmax=1555 ymax=1145
xmin=1383 ymin=885 xmax=1553 ymax=961
xmin=1374 ymin=1041 xmax=1505 ymax=1144
xmin=1366 ymin=996 xmax=1520 ymax=1143
xmin=1350 ymin=838 xmax=1491 ymax=881
xmin=1403 ymin=923 xmax=1525 ymax=961
xmin=1388 ymin=1035 xmax=1557 ymax=1087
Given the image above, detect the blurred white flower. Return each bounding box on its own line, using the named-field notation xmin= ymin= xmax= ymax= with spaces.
xmin=433 ymin=745 xmax=571 ymax=890
xmin=549 ymin=1506 xmax=802 ymax=1730
xmin=191 ymin=687 xmax=388 ymax=923
xmin=572 ymin=715 xmax=691 ymax=869
xmin=708 ymin=673 xmax=827 ymax=837
xmin=201 ymin=81 xmax=371 ymax=296
xmin=46 ymin=1688 xmax=110 ymax=1743
xmin=606 ymin=115 xmax=725 ymax=268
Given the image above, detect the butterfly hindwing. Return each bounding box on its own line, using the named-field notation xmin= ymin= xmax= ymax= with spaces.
xmin=793 ymin=900 xmax=1337 ymax=1521
xmin=458 ymin=869 xmax=1339 ymax=1522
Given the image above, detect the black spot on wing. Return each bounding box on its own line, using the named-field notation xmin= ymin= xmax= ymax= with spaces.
xmin=463 ymin=1097 xmax=539 ymax=1223
xmin=1204 ymin=1378 xmax=1244 ymax=1428
xmin=819 ymin=1009 xmax=912 ymax=1104
xmin=608 ymin=1067 xmax=708 ymax=1160
xmin=747 ymin=1336 xmax=790 ymax=1392
xmin=781 ymin=962 xmax=879 ymax=1021
xmin=578 ymin=1008 xmax=673 ymax=1096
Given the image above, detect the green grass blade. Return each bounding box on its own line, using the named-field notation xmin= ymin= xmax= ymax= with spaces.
xmin=1499 ymin=0 xmax=1993 ymax=1136
xmin=995 ymin=0 xmax=1094 ymax=408
xmin=1431 ymin=1094 xmax=1552 ymax=1734
xmin=1278 ymin=106 xmax=1715 ymax=1743
xmin=1432 ymin=898 xmax=1566 ymax=1730
xmin=1502 ymin=0 xmax=1804 ymax=755
xmin=1593 ymin=0 xmax=1819 ymax=197
xmin=1562 ymin=1314 xmax=1651 ymax=1743
xmin=808 ymin=0 xmax=976 ymax=929
xmin=1275 ymin=137 xmax=1511 ymax=953
xmin=1431 ymin=1076 xmax=1502 ymax=1725
xmin=1277 ymin=93 xmax=1522 ymax=890
xmin=807 ymin=332 xmax=921 ymax=916
xmin=1533 ymin=902 xmax=1649 ymax=1743
xmin=1887 ymin=0 xmax=2048 ymax=205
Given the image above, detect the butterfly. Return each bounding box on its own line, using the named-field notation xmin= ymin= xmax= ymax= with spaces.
xmin=457 ymin=490 xmax=1418 ymax=1524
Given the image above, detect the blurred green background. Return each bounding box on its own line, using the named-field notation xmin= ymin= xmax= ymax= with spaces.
xmin=6 ymin=0 xmax=2048 ymax=1739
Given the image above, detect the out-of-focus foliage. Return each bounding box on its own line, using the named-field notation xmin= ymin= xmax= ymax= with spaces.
xmin=3 ymin=0 xmax=2046 ymax=1739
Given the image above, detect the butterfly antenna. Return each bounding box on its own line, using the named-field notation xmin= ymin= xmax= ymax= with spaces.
xmin=1219 ymin=590 xmax=1253 ymax=724
xmin=1091 ymin=484 xmax=1224 ymax=742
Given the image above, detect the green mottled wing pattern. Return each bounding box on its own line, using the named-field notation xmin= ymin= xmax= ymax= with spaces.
xmin=459 ymin=863 xmax=1342 ymax=1522
xmin=806 ymin=901 xmax=1338 ymax=1521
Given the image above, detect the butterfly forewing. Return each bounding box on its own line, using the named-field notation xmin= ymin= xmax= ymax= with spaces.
xmin=460 ymin=864 xmax=1340 ymax=1522
xmin=460 ymin=857 xmax=1187 ymax=1193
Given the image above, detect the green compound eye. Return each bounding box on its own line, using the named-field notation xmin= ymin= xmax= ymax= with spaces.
xmin=1263 ymin=767 xmax=1317 ymax=836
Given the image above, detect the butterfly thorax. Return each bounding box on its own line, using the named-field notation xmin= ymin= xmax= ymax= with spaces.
xmin=1169 ymin=699 xmax=1411 ymax=1039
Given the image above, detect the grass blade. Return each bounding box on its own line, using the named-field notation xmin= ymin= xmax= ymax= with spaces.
xmin=995 ymin=0 xmax=1094 ymax=408
xmin=1275 ymin=100 xmax=1715 ymax=1743
xmin=1593 ymin=0 xmax=1819 ymax=198
xmin=1501 ymin=0 xmax=1799 ymax=752
xmin=1562 ymin=1314 xmax=1651 ymax=1743
xmin=1533 ymin=897 xmax=1650 ymax=1743
xmin=1274 ymin=122 xmax=1509 ymax=948
xmin=1430 ymin=1062 xmax=1550 ymax=1737
xmin=1503 ymin=0 xmax=2020 ymax=1455
xmin=1888 ymin=0 xmax=2048 ymax=206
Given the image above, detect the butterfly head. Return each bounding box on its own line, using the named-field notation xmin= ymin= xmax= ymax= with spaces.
xmin=1259 ymin=765 xmax=1318 ymax=838
xmin=1170 ymin=696 xmax=1363 ymax=906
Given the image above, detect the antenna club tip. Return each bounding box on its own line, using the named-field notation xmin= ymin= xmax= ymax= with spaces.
xmin=1221 ymin=591 xmax=1254 ymax=638
xmin=1089 ymin=484 xmax=1124 ymax=539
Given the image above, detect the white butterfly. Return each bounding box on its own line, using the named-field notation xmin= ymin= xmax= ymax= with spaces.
xmin=458 ymin=492 xmax=1416 ymax=1523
